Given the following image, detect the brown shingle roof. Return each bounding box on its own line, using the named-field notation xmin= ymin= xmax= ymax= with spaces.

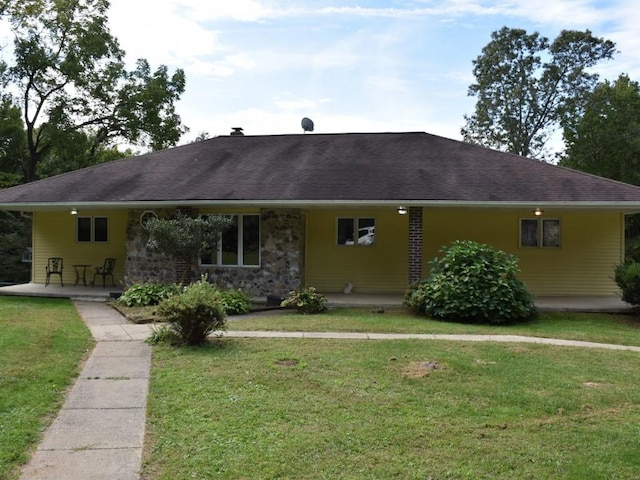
xmin=2 ymin=132 xmax=640 ymax=207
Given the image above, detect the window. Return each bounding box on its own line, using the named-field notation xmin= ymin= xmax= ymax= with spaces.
xmin=200 ymin=214 xmax=260 ymax=267
xmin=337 ymin=217 xmax=375 ymax=246
xmin=520 ymin=218 xmax=560 ymax=248
xmin=77 ymin=216 xmax=108 ymax=243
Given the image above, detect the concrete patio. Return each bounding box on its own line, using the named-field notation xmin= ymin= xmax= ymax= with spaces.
xmin=0 ymin=282 xmax=123 ymax=301
xmin=0 ymin=282 xmax=633 ymax=313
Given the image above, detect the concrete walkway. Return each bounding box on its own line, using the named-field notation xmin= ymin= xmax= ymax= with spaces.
xmin=18 ymin=301 xmax=640 ymax=480
xmin=19 ymin=302 xmax=151 ymax=480
xmin=220 ymin=330 xmax=640 ymax=352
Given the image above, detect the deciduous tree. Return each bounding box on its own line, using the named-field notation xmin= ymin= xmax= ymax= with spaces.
xmin=3 ymin=0 xmax=187 ymax=182
xmin=462 ymin=27 xmax=615 ymax=159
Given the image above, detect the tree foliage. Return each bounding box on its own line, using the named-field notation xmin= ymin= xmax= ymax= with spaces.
xmin=145 ymin=213 xmax=233 ymax=284
xmin=0 ymin=211 xmax=30 ymax=284
xmin=462 ymin=27 xmax=616 ymax=159
xmin=0 ymin=96 xmax=27 ymax=178
xmin=560 ymin=74 xmax=640 ymax=184
xmin=1 ymin=0 xmax=187 ymax=182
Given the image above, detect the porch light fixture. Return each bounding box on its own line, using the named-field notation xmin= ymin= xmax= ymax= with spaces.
xmin=70 ymin=208 xmax=78 ymax=215
xmin=397 ymin=206 xmax=407 ymax=215
xmin=533 ymin=208 xmax=543 ymax=216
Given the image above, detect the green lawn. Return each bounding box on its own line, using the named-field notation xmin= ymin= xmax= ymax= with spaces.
xmin=229 ymin=307 xmax=640 ymax=346
xmin=0 ymin=296 xmax=93 ymax=480
xmin=142 ymin=337 xmax=640 ymax=479
xmin=4 ymin=297 xmax=640 ymax=479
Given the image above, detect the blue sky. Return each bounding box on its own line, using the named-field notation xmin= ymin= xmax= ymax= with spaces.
xmin=108 ymin=1 xmax=640 ymax=146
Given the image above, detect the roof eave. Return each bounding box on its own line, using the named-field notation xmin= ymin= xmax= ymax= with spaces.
xmin=3 ymin=199 xmax=640 ymax=213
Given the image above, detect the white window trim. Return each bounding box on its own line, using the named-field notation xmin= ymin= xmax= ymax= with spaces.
xmin=76 ymin=216 xmax=109 ymax=243
xmin=199 ymin=213 xmax=261 ymax=267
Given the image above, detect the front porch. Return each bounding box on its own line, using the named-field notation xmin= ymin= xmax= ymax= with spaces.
xmin=0 ymin=283 xmax=123 ymax=302
xmin=0 ymin=283 xmax=632 ymax=313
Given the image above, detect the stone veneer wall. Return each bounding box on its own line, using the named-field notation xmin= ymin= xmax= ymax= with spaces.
xmin=198 ymin=208 xmax=305 ymax=297
xmin=124 ymin=208 xmax=305 ymax=296
xmin=124 ymin=209 xmax=176 ymax=286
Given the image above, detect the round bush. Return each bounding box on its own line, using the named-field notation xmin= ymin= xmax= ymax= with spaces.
xmin=157 ymin=278 xmax=226 ymax=346
xmin=405 ymin=240 xmax=536 ymax=324
xmin=281 ymin=286 xmax=327 ymax=314
xmin=614 ymin=262 xmax=640 ymax=307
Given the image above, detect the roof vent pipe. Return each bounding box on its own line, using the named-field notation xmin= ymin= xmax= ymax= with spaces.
xmin=230 ymin=127 xmax=244 ymax=136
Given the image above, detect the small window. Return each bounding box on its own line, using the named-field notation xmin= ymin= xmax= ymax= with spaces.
xmin=337 ymin=217 xmax=375 ymax=246
xmin=520 ymin=218 xmax=560 ymax=248
xmin=76 ymin=216 xmax=108 ymax=243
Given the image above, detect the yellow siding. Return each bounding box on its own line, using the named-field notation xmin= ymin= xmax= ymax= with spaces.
xmin=30 ymin=207 xmax=626 ymax=296
xmin=423 ymin=209 xmax=624 ymax=296
xmin=305 ymin=209 xmax=408 ymax=293
xmin=33 ymin=210 xmax=128 ymax=286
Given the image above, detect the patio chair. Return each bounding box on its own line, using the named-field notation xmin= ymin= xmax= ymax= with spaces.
xmin=93 ymin=258 xmax=116 ymax=288
xmin=45 ymin=257 xmax=64 ymax=287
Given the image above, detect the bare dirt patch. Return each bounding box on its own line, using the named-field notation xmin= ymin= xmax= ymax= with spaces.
xmin=402 ymin=361 xmax=441 ymax=378
xmin=276 ymin=359 xmax=299 ymax=367
xmin=583 ymin=382 xmax=608 ymax=388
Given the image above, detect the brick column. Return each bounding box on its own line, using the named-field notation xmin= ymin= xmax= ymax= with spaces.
xmin=408 ymin=207 xmax=423 ymax=285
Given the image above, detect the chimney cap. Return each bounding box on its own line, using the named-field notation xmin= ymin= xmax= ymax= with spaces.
xmin=230 ymin=127 xmax=244 ymax=136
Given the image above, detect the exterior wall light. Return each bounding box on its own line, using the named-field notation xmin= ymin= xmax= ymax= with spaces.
xmin=397 ymin=206 xmax=408 ymax=215
xmin=70 ymin=208 xmax=78 ymax=215
xmin=534 ymin=208 xmax=544 ymax=216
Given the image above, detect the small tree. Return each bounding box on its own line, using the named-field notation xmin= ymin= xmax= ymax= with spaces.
xmin=145 ymin=212 xmax=232 ymax=284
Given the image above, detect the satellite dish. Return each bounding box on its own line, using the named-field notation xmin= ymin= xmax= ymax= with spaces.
xmin=301 ymin=117 xmax=314 ymax=133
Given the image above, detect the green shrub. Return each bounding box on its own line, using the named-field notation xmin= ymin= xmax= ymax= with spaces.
xmin=118 ymin=282 xmax=179 ymax=307
xmin=405 ymin=240 xmax=536 ymax=325
xmin=614 ymin=262 xmax=640 ymax=307
xmin=145 ymin=323 xmax=180 ymax=346
xmin=625 ymin=238 xmax=640 ymax=264
xmin=281 ymin=286 xmax=328 ymax=314
xmin=156 ymin=278 xmax=226 ymax=346
xmin=218 ymin=288 xmax=252 ymax=315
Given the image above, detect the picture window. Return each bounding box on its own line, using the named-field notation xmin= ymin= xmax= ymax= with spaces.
xmin=200 ymin=214 xmax=260 ymax=267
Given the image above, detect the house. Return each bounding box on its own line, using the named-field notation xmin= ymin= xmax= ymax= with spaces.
xmin=1 ymin=131 xmax=640 ymax=298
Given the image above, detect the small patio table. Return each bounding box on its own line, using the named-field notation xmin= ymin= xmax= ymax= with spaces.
xmin=73 ymin=264 xmax=92 ymax=287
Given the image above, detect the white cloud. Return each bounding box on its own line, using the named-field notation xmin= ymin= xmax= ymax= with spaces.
xmin=273 ymin=97 xmax=331 ymax=111
xmin=505 ymin=0 xmax=612 ymax=28
xmin=109 ymin=0 xmax=223 ymax=67
xmin=175 ymin=0 xmax=277 ymax=22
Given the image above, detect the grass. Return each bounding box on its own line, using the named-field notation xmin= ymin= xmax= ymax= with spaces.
xmin=0 ymin=296 xmax=93 ymax=480
xmin=5 ymin=295 xmax=640 ymax=479
xmin=142 ymin=338 xmax=640 ymax=479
